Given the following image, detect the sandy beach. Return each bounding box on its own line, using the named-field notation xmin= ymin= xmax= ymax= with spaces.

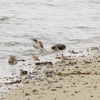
xmin=2 ymin=47 xmax=100 ymax=100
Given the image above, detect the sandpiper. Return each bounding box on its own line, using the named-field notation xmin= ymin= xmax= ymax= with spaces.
xmin=33 ymin=42 xmax=44 ymax=51
xmin=32 ymin=54 xmax=40 ymax=61
xmin=53 ymin=46 xmax=59 ymax=52
xmin=32 ymin=39 xmax=44 ymax=50
xmin=61 ymin=54 xmax=69 ymax=60
xmin=33 ymin=45 xmax=41 ymax=50
xmin=8 ymin=55 xmax=18 ymax=65
xmin=33 ymin=39 xmax=48 ymax=55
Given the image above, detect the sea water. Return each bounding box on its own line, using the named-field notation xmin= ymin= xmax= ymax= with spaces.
xmin=0 ymin=0 xmax=100 ymax=78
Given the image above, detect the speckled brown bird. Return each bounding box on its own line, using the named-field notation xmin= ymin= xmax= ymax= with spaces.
xmin=8 ymin=55 xmax=18 ymax=65
xmin=33 ymin=45 xmax=40 ymax=50
xmin=32 ymin=54 xmax=40 ymax=61
xmin=53 ymin=46 xmax=59 ymax=52
xmin=61 ymin=54 xmax=69 ymax=60
xmin=33 ymin=39 xmax=44 ymax=50
xmin=32 ymin=39 xmax=48 ymax=55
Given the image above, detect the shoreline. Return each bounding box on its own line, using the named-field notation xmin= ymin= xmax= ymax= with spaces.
xmin=1 ymin=46 xmax=100 ymax=100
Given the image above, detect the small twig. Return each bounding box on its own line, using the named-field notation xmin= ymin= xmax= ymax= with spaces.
xmin=4 ymin=80 xmax=21 ymax=85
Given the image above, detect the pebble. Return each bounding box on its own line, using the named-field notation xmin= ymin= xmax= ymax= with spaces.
xmin=51 ymin=89 xmax=57 ymax=91
xmin=90 ymin=95 xmax=93 ymax=97
xmin=71 ymin=76 xmax=73 ymax=78
xmin=45 ymin=73 xmax=53 ymax=77
xmin=63 ymin=91 xmax=66 ymax=93
xmin=53 ymin=80 xmax=58 ymax=83
xmin=55 ymin=85 xmax=62 ymax=89
xmin=75 ymin=91 xmax=78 ymax=93
xmin=71 ymin=94 xmax=74 ymax=96
xmin=25 ymin=93 xmax=30 ymax=96
xmin=75 ymin=66 xmax=79 ymax=68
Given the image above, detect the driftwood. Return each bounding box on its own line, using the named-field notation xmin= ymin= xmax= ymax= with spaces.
xmin=65 ymin=73 xmax=100 ymax=75
xmin=4 ymin=80 xmax=21 ymax=85
xmin=35 ymin=61 xmax=53 ymax=65
xmin=55 ymin=71 xmax=100 ymax=76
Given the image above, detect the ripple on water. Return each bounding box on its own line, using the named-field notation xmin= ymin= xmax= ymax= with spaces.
xmin=0 ymin=0 xmax=100 ymax=79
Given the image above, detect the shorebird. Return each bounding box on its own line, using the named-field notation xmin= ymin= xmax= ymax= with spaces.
xmin=32 ymin=38 xmax=44 ymax=49
xmin=33 ymin=44 xmax=46 ymax=56
xmin=8 ymin=55 xmax=18 ymax=65
xmin=32 ymin=54 xmax=40 ymax=61
xmin=33 ymin=41 xmax=44 ymax=51
xmin=32 ymin=39 xmax=48 ymax=55
xmin=33 ymin=45 xmax=41 ymax=50
xmin=61 ymin=54 xmax=69 ymax=60
xmin=53 ymin=46 xmax=59 ymax=52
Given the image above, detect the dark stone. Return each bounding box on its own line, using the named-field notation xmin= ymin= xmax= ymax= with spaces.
xmin=75 ymin=66 xmax=79 ymax=68
xmin=51 ymin=44 xmax=66 ymax=50
xmin=20 ymin=70 xmax=28 ymax=75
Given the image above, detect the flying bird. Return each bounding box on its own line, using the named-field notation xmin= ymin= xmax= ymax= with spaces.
xmin=32 ymin=38 xmax=38 ymax=43
xmin=39 ymin=41 xmax=44 ymax=48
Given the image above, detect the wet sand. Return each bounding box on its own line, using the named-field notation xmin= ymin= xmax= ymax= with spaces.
xmin=2 ymin=47 xmax=100 ymax=100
